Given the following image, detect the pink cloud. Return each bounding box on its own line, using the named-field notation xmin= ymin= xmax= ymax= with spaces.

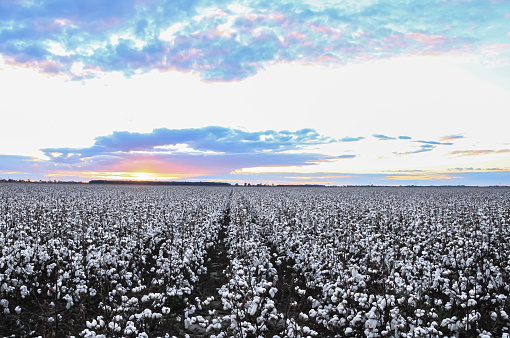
xmin=5 ymin=59 xmax=65 ymax=75
xmin=383 ymin=34 xmax=408 ymax=49
xmin=384 ymin=174 xmax=463 ymax=181
xmin=288 ymin=32 xmax=306 ymax=40
xmin=405 ymin=32 xmax=448 ymax=44
xmin=309 ymin=23 xmax=343 ymax=39
xmin=439 ymin=134 xmax=464 ymax=141
xmin=449 ymin=149 xmax=510 ymax=156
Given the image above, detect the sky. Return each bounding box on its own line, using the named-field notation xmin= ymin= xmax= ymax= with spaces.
xmin=1 ymin=0 xmax=509 ymax=186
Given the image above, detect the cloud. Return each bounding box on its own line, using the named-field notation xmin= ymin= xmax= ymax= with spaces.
xmin=449 ymin=167 xmax=505 ymax=172
xmin=373 ymin=134 xmax=414 ymax=142
xmin=339 ymin=136 xmax=364 ymax=142
xmin=372 ymin=134 xmax=396 ymax=141
xmin=190 ymin=170 xmax=510 ymax=186
xmin=440 ymin=134 xmax=465 ymax=141
xmin=395 ymin=144 xmax=435 ymax=155
xmin=41 ymin=126 xmax=335 ymax=161
xmin=283 ymin=175 xmax=352 ymax=180
xmin=19 ymin=127 xmax=340 ymax=179
xmin=0 ymin=155 xmax=41 ymax=171
xmin=383 ymin=173 xmax=464 ymax=181
xmin=449 ymin=149 xmax=510 ymax=157
xmin=1 ymin=0 xmax=509 ymax=81
xmin=413 ymin=140 xmax=453 ymax=146
xmin=394 ymin=139 xmax=454 ymax=155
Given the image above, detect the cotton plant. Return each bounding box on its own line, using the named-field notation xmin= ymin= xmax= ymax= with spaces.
xmin=1 ymin=184 xmax=510 ymax=336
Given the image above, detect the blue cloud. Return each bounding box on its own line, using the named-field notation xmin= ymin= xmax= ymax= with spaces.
xmin=372 ymin=134 xmax=396 ymax=141
xmin=40 ymin=126 xmax=336 ymax=162
xmin=1 ymin=0 xmax=508 ymax=81
xmin=339 ymin=136 xmax=365 ymax=142
xmin=397 ymin=144 xmax=435 ymax=155
xmin=440 ymin=134 xmax=465 ymax=141
xmin=414 ymin=140 xmax=453 ymax=146
xmin=398 ymin=136 xmax=412 ymax=140
xmin=0 ymin=155 xmax=39 ymax=172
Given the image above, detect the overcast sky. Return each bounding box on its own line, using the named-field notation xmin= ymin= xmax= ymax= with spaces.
xmin=1 ymin=0 xmax=509 ymax=185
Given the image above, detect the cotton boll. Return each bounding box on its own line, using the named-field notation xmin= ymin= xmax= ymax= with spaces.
xmin=299 ymin=312 xmax=308 ymax=321
xmin=249 ymin=303 xmax=258 ymax=316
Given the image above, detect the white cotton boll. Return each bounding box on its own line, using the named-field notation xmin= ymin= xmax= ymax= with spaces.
xmin=109 ymin=322 xmax=122 ymax=332
xmin=4 ymin=308 xmax=10 ymax=314
xmin=415 ymin=309 xmax=425 ymax=318
xmin=501 ymin=311 xmax=509 ymax=320
xmin=142 ymin=308 xmax=152 ymax=318
xmin=490 ymin=312 xmax=498 ymax=321
xmin=366 ymin=312 xmax=378 ymax=330
xmin=15 ymin=306 xmax=21 ymax=314
xmin=0 ymin=299 xmax=8 ymax=308
xmin=162 ymin=307 xmax=170 ymax=314
xmin=249 ymin=302 xmax=258 ymax=316
xmin=20 ymin=285 xmax=29 ymax=298
xmin=269 ymin=287 xmax=277 ymax=298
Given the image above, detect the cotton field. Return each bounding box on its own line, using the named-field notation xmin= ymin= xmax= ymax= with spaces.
xmin=0 ymin=184 xmax=509 ymax=337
